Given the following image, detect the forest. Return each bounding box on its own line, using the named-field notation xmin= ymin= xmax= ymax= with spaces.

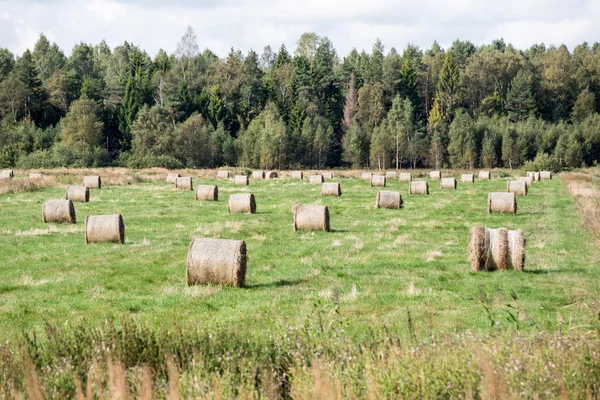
xmin=1 ymin=27 xmax=599 ymax=171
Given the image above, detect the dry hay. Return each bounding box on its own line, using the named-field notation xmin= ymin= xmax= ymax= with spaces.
xmin=228 ymin=193 xmax=256 ymax=214
xmin=399 ymin=172 xmax=412 ymax=182
xmin=479 ymin=171 xmax=491 ymax=180
xmin=252 ymin=170 xmax=265 ymax=180
xmin=217 ymin=170 xmax=230 ymax=179
xmin=409 ymin=181 xmax=429 ymax=195
xmin=196 ymin=185 xmax=218 ymax=201
xmin=440 ymin=177 xmax=457 ymax=189
xmin=42 ymin=200 xmax=76 ymax=224
xmin=430 ymin=171 xmax=441 ymax=180
xmin=175 ymin=177 xmax=193 ymax=191
xmin=461 ymin=174 xmax=474 ymax=183
xmin=517 ymin=176 xmax=532 ymax=188
xmin=488 ymin=192 xmax=517 ymax=214
xmin=507 ymin=180 xmax=527 ymax=196
xmin=361 ymin=172 xmax=372 ymax=181
xmin=85 ymin=214 xmax=125 ymax=244
xmin=234 ymin=175 xmax=249 ymax=185
xmin=83 ymin=175 xmax=102 ymax=189
xmin=370 ymin=175 xmax=386 ymax=187
xmin=385 ymin=171 xmax=397 ymax=179
xmin=322 ymin=172 xmax=333 ymax=180
xmin=322 ymin=182 xmax=342 ymax=196
xmin=28 ymin=173 xmax=42 ymax=180
xmin=291 ymin=171 xmax=303 ymax=180
xmin=66 ymin=185 xmax=90 ymax=203
xmin=375 ymin=190 xmax=402 ymax=209
xmin=310 ymin=175 xmax=324 ymax=184
xmin=0 ymin=170 xmax=14 ymax=179
xmin=469 ymin=226 xmax=525 ymax=271
xmin=293 ymin=204 xmax=330 ymax=232
xmin=540 ymin=171 xmax=552 ymax=180
xmin=166 ymin=173 xmax=180 ymax=184
xmin=528 ymin=171 xmax=540 ymax=181
xmin=266 ymin=171 xmax=279 ymax=179
xmin=186 ymin=238 xmax=246 ymax=287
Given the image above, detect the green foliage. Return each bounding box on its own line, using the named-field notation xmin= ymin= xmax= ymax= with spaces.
xmin=448 ymin=110 xmax=476 ymax=168
xmin=522 ymin=152 xmax=562 ymax=172
xmin=60 ymin=97 xmax=104 ymax=150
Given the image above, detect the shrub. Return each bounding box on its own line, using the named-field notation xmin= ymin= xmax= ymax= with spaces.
xmin=125 ymin=154 xmax=184 ymax=169
xmin=522 ymin=153 xmax=562 ymax=172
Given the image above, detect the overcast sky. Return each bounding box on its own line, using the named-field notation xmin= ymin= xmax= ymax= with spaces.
xmin=1 ymin=0 xmax=599 ymax=58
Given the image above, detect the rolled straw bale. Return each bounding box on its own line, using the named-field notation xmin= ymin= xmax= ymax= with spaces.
xmin=42 ymin=200 xmax=75 ymax=224
xmin=186 ymin=238 xmax=246 ymax=287
xmin=291 ymin=171 xmax=303 ymax=180
xmin=252 ymin=170 xmax=265 ymax=180
xmin=440 ymin=177 xmax=457 ymax=189
xmin=409 ymin=181 xmax=429 ymax=195
xmin=518 ymin=176 xmax=532 ymax=188
xmin=469 ymin=226 xmax=525 ymax=271
xmin=83 ymin=175 xmax=102 ymax=189
xmin=0 ymin=170 xmax=14 ymax=179
xmin=462 ymin=174 xmax=474 ymax=183
xmin=85 ymin=214 xmax=125 ymax=244
xmin=375 ymin=190 xmax=402 ymax=209
xmin=166 ymin=173 xmax=180 ymax=184
xmin=175 ymin=177 xmax=193 ymax=191
xmin=385 ymin=171 xmax=397 ymax=179
xmin=217 ymin=170 xmax=230 ymax=179
xmin=487 ymin=192 xmax=517 ymax=214
xmin=322 ymin=172 xmax=333 ymax=180
xmin=196 ymin=185 xmax=218 ymax=201
xmin=234 ymin=175 xmax=249 ymax=185
xmin=479 ymin=171 xmax=491 ymax=180
xmin=66 ymin=185 xmax=89 ymax=203
xmin=430 ymin=171 xmax=441 ymax=180
xmin=310 ymin=175 xmax=324 ymax=184
xmin=361 ymin=172 xmax=373 ymax=181
xmin=370 ymin=175 xmax=386 ymax=187
xmin=399 ymin=172 xmax=412 ymax=182
xmin=293 ymin=204 xmax=330 ymax=232
xmin=507 ymin=180 xmax=527 ymax=196
xmin=266 ymin=171 xmax=278 ymax=179
xmin=528 ymin=171 xmax=540 ymax=181
xmin=228 ymin=193 xmax=256 ymax=214
xmin=322 ymin=182 xmax=341 ymax=196
xmin=540 ymin=171 xmax=552 ymax=180
xmin=28 ymin=173 xmax=42 ymax=180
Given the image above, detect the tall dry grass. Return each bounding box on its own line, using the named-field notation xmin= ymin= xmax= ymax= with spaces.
xmin=562 ymin=172 xmax=600 ymax=238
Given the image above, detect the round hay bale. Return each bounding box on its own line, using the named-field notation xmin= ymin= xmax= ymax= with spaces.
xmin=469 ymin=226 xmax=525 ymax=271
xmin=252 ymin=170 xmax=265 ymax=180
xmin=322 ymin=182 xmax=341 ymax=196
xmin=488 ymin=192 xmax=517 ymax=214
xmin=291 ymin=171 xmax=303 ymax=180
xmin=375 ymin=190 xmax=402 ymax=209
xmin=266 ymin=171 xmax=279 ymax=179
xmin=370 ymin=175 xmax=386 ymax=187
xmin=228 ymin=193 xmax=256 ymax=214
xmin=479 ymin=171 xmax=491 ymax=180
xmin=430 ymin=171 xmax=441 ymax=180
xmin=66 ymin=185 xmax=90 ymax=203
xmin=540 ymin=171 xmax=552 ymax=180
xmin=186 ymin=238 xmax=246 ymax=287
xmin=310 ymin=175 xmax=324 ymax=184
xmin=234 ymin=175 xmax=249 ymax=185
xmin=0 ymin=170 xmax=14 ymax=179
xmin=166 ymin=173 xmax=180 ymax=184
xmin=42 ymin=200 xmax=75 ymax=224
xmin=217 ymin=170 xmax=230 ymax=179
xmin=83 ymin=175 xmax=102 ymax=189
xmin=176 ymin=177 xmax=193 ymax=191
xmin=517 ymin=176 xmax=532 ymax=188
xmin=361 ymin=172 xmax=373 ymax=181
xmin=409 ymin=181 xmax=429 ymax=195
xmin=385 ymin=171 xmax=397 ymax=179
xmin=507 ymin=180 xmax=527 ymax=196
xmin=461 ymin=174 xmax=474 ymax=183
xmin=28 ymin=173 xmax=42 ymax=180
xmin=196 ymin=185 xmax=218 ymax=201
xmin=85 ymin=214 xmax=125 ymax=244
xmin=293 ymin=204 xmax=330 ymax=232
xmin=440 ymin=177 xmax=457 ymax=189
xmin=322 ymin=172 xmax=333 ymax=180
xmin=399 ymin=172 xmax=412 ymax=182
xmin=528 ymin=171 xmax=540 ymax=181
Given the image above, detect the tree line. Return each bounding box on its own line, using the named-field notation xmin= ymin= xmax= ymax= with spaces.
xmin=1 ymin=28 xmax=599 ymax=171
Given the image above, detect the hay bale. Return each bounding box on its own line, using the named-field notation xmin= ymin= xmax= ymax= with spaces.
xmin=507 ymin=180 xmax=527 ymax=196
xmin=430 ymin=171 xmax=441 ymax=180
xmin=42 ymin=200 xmax=75 ymax=224
xmin=83 ymin=175 xmax=102 ymax=189
xmin=176 ymin=177 xmax=193 ymax=191
xmin=186 ymin=238 xmax=246 ymax=287
xmin=540 ymin=171 xmax=552 ymax=180
xmin=479 ymin=171 xmax=491 ymax=180
xmin=252 ymin=170 xmax=265 ymax=180
xmin=234 ymin=175 xmax=249 ymax=185
xmin=28 ymin=173 xmax=42 ymax=180
xmin=322 ymin=182 xmax=341 ymax=196
xmin=228 ymin=193 xmax=256 ymax=214
xmin=0 ymin=170 xmax=14 ymax=179
xmin=293 ymin=204 xmax=330 ymax=232
xmin=385 ymin=171 xmax=397 ymax=179
xmin=461 ymin=174 xmax=474 ymax=183
xmin=361 ymin=172 xmax=373 ymax=181
xmin=322 ymin=172 xmax=333 ymax=180
xmin=166 ymin=173 xmax=180 ymax=184
xmin=217 ymin=171 xmax=230 ymax=179
xmin=66 ymin=185 xmax=90 ymax=203
xmin=518 ymin=176 xmax=532 ymax=188
xmin=488 ymin=192 xmax=517 ymax=214
xmin=375 ymin=190 xmax=402 ymax=209
xmin=85 ymin=214 xmax=125 ymax=244
xmin=409 ymin=181 xmax=429 ymax=195
xmin=440 ymin=177 xmax=457 ymax=189
xmin=469 ymin=226 xmax=525 ymax=271
xmin=266 ymin=171 xmax=278 ymax=179
xmin=291 ymin=171 xmax=303 ymax=180
xmin=399 ymin=172 xmax=412 ymax=182
xmin=310 ymin=175 xmax=324 ymax=184
xmin=371 ymin=175 xmax=386 ymax=187
xmin=528 ymin=171 xmax=540 ymax=181
xmin=196 ymin=185 xmax=218 ymax=201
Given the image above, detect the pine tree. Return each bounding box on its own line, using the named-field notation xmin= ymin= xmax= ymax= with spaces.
xmin=341 ymin=73 xmax=358 ymax=133
xmin=434 ymin=49 xmax=461 ymax=121
xmin=571 ymin=88 xmax=596 ymax=123
xmin=15 ymin=50 xmax=47 ymax=125
xmin=367 ymin=39 xmax=384 ymax=84
xmin=506 ymin=69 xmax=536 ymax=122
xmin=342 ymin=121 xmax=367 ymax=167
xmin=447 ymin=110 xmax=476 ymax=168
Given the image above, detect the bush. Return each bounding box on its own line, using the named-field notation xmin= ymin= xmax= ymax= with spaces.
xmin=125 ymin=154 xmax=184 ymax=169
xmin=16 ymin=143 xmax=110 ymax=169
xmin=522 ymin=153 xmax=562 ymax=172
